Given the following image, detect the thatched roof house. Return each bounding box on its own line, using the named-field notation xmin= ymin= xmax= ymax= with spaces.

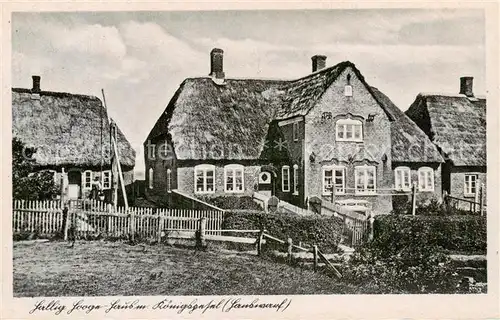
xmin=147 ymin=59 xmax=431 ymax=162
xmin=405 ymin=79 xmax=486 ymax=166
xmin=12 ymin=76 xmax=135 ymax=169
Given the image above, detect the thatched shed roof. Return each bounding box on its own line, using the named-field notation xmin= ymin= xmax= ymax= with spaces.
xmin=405 ymin=93 xmax=486 ymax=166
xmin=370 ymin=87 xmax=443 ymax=163
xmin=12 ymin=88 xmax=136 ymax=168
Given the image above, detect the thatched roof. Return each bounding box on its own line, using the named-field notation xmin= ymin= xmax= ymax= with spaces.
xmin=147 ymin=78 xmax=285 ymax=160
xmin=147 ymin=61 xmax=436 ymax=162
xmin=276 ymin=61 xmax=395 ymax=120
xmin=405 ymin=93 xmax=486 ymax=166
xmin=12 ymin=88 xmax=136 ymax=168
xmin=370 ymin=87 xmax=443 ymax=163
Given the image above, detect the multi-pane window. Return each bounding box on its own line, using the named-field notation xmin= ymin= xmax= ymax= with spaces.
xmin=394 ymin=166 xmax=411 ymax=191
xmin=101 ymin=170 xmax=111 ymax=190
xmin=322 ymin=166 xmax=345 ymax=195
xmin=148 ymin=168 xmax=154 ymax=189
xmin=82 ymin=170 xmax=93 ymax=190
xmin=282 ymin=166 xmax=290 ymax=192
xmin=418 ymin=167 xmax=434 ymax=192
xmin=292 ymin=122 xmax=299 ymax=142
xmin=195 ymin=164 xmax=215 ymax=194
xmin=355 ymin=166 xmax=376 ymax=194
xmin=464 ymin=174 xmax=477 ymax=196
xmin=336 ymin=119 xmax=363 ymax=142
xmin=224 ymin=164 xmax=244 ymax=193
xmin=293 ymin=164 xmax=299 ymax=194
xmin=166 ymin=169 xmax=172 ymax=192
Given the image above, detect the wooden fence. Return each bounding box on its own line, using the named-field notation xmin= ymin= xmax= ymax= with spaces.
xmin=13 ymin=200 xmax=225 ymax=239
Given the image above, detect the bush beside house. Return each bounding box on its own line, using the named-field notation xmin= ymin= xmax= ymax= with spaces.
xmin=223 ymin=211 xmax=343 ymax=253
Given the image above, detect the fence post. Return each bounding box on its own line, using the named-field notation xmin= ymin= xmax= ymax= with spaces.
xmin=313 ymin=244 xmax=318 ymax=272
xmin=257 ymin=228 xmax=265 ymax=256
xmin=196 ymin=217 xmax=207 ymax=248
xmin=411 ymin=182 xmax=417 ymax=216
xmin=157 ymin=210 xmax=164 ymax=244
xmin=63 ymin=206 xmax=69 ymax=241
xmin=287 ymin=237 xmax=293 ymax=264
xmin=130 ymin=209 xmax=135 ymax=242
xmin=480 ymin=183 xmax=485 ymax=216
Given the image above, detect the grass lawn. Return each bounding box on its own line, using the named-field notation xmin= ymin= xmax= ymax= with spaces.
xmin=13 ymin=240 xmax=360 ymax=297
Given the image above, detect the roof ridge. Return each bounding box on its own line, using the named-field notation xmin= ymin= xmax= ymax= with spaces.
xmin=12 ymin=87 xmax=101 ymax=100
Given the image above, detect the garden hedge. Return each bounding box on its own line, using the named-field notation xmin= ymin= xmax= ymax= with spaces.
xmin=373 ymin=215 xmax=487 ymax=254
xmin=222 ymin=211 xmax=343 ymax=253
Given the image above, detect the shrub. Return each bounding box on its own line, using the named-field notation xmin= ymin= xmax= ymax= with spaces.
xmin=199 ymin=196 xmax=263 ymax=210
xmin=373 ymin=215 xmax=486 ymax=254
xmin=343 ymin=240 xmax=459 ymax=293
xmin=222 ymin=211 xmax=343 ymax=253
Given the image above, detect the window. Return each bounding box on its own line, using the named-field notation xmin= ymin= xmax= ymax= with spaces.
xmin=82 ymin=170 xmax=93 ymax=190
xmin=195 ymin=164 xmax=215 ymax=194
xmin=394 ymin=166 xmax=411 ymax=191
xmin=464 ymin=174 xmax=478 ymax=197
xmin=336 ymin=119 xmax=363 ymax=142
xmin=292 ymin=122 xmax=299 ymax=142
xmin=282 ymin=166 xmax=290 ymax=192
xmin=101 ymin=170 xmax=111 ymax=190
xmin=418 ymin=167 xmax=434 ymax=192
xmin=355 ymin=166 xmax=376 ymax=194
xmin=322 ymin=166 xmax=345 ymax=195
xmin=166 ymin=169 xmax=172 ymax=192
xmin=321 ymin=112 xmax=332 ymax=121
xmin=293 ymin=164 xmax=299 ymax=195
xmin=344 ymin=85 xmax=353 ymax=97
xmin=224 ymin=164 xmax=244 ymax=193
xmin=148 ymin=168 xmax=154 ymax=189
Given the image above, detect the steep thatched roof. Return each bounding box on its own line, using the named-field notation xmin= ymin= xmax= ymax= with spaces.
xmin=405 ymin=93 xmax=486 ymax=166
xmin=147 ymin=78 xmax=285 ymax=160
xmin=147 ymin=61 xmax=433 ymax=162
xmin=276 ymin=61 xmax=395 ymax=120
xmin=12 ymin=88 xmax=136 ymax=168
xmin=370 ymin=87 xmax=443 ymax=163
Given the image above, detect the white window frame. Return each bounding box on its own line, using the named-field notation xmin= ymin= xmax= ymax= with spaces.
xmin=148 ymin=168 xmax=154 ymax=189
xmin=194 ymin=164 xmax=215 ymax=194
xmin=293 ymin=164 xmax=299 ymax=195
xmin=322 ymin=165 xmax=346 ymax=195
xmin=418 ymin=167 xmax=434 ymax=192
xmin=224 ymin=164 xmax=244 ymax=193
xmin=101 ymin=170 xmax=111 ymax=190
xmin=166 ymin=169 xmax=172 ymax=193
xmin=82 ymin=170 xmax=93 ymax=190
xmin=336 ymin=119 xmax=363 ymax=142
xmin=292 ymin=122 xmax=299 ymax=142
xmin=355 ymin=165 xmax=376 ymax=195
xmin=344 ymin=85 xmax=353 ymax=97
xmin=464 ymin=174 xmax=478 ymax=197
xmin=394 ymin=166 xmax=411 ymax=191
xmin=282 ymin=166 xmax=290 ymax=192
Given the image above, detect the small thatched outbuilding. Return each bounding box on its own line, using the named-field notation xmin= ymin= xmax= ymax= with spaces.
xmin=406 ymin=77 xmax=486 ymax=204
xmin=12 ymin=76 xmax=136 ymax=201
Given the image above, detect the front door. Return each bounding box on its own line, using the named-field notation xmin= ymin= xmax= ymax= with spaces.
xmin=258 ymin=171 xmax=274 ymax=197
xmin=67 ymin=170 xmax=81 ymax=199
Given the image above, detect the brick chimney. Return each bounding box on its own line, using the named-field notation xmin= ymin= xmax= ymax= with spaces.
xmin=311 ymin=55 xmax=327 ymax=73
xmin=460 ymin=76 xmax=474 ymax=97
xmin=32 ymin=75 xmax=41 ymax=93
xmin=209 ymin=48 xmax=225 ymax=79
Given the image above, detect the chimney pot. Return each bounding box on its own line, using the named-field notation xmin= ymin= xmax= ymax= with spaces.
xmin=311 ymin=55 xmax=327 ymax=73
xmin=460 ymin=76 xmax=474 ymax=97
xmin=32 ymin=75 xmax=41 ymax=93
xmin=210 ymin=48 xmax=225 ymax=79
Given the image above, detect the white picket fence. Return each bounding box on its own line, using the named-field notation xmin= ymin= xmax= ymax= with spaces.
xmin=12 ymin=200 xmax=225 ymax=239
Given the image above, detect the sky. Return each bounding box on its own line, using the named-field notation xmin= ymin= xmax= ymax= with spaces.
xmin=11 ymin=9 xmax=486 ymax=178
